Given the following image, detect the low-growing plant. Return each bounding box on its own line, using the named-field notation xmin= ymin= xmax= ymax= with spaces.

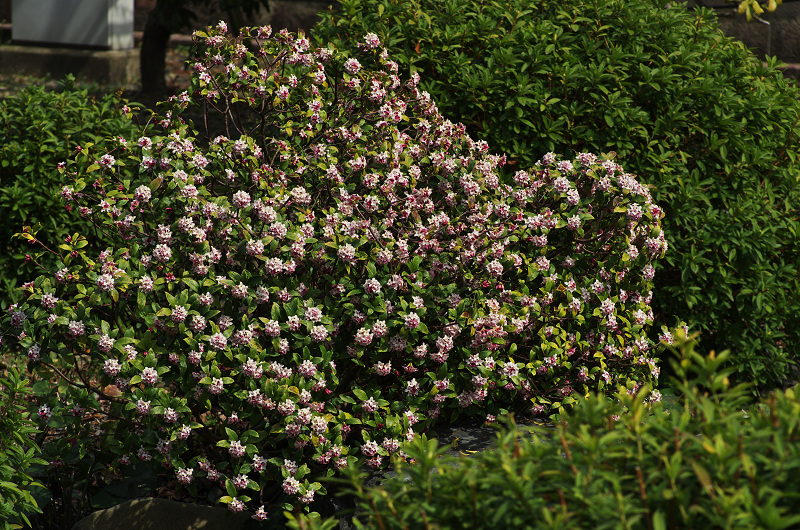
xmin=0 ymin=24 xmax=668 ymax=517
xmin=0 ymin=367 xmax=47 ymax=530
xmin=312 ymin=0 xmax=800 ymax=390
xmin=0 ymin=76 xmax=143 ymax=306
xmin=325 ymin=332 xmax=800 ymax=529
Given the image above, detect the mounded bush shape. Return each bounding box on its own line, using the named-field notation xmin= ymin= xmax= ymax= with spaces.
xmin=328 ymin=334 xmax=800 ymax=529
xmin=0 ymin=78 xmax=143 ymax=306
xmin=1 ymin=25 xmax=666 ymax=515
xmin=312 ymin=0 xmax=800 ymax=389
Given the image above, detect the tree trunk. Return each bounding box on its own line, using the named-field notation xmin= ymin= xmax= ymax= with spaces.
xmin=140 ymin=3 xmax=172 ymax=93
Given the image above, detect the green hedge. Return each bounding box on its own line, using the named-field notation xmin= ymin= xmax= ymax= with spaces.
xmin=312 ymin=0 xmax=800 ymax=390
xmin=310 ymin=335 xmax=800 ymax=529
xmin=0 ymin=368 xmax=46 ymax=530
xmin=0 ymin=77 xmax=142 ymax=306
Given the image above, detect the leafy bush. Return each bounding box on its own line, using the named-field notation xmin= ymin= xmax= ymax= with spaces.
xmin=0 ymin=24 xmax=668 ymax=516
xmin=327 ymin=333 xmax=800 ymax=529
xmin=312 ymin=0 xmax=800 ymax=389
xmin=0 ymin=367 xmax=47 ymax=530
xmin=0 ymin=77 xmax=143 ymax=306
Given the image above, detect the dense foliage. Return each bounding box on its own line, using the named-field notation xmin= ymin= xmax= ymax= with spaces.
xmin=0 ymin=24 xmax=667 ymax=516
xmin=0 ymin=368 xmax=46 ymax=530
xmin=0 ymin=78 xmax=143 ymax=306
xmin=312 ymin=0 xmax=800 ymax=389
xmin=324 ymin=334 xmax=800 ymax=529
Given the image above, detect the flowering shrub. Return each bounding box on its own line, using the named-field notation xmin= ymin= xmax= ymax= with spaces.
xmin=1 ymin=24 xmax=667 ymax=515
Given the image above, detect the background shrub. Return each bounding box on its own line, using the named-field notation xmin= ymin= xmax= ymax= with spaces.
xmin=312 ymin=0 xmax=800 ymax=389
xmin=325 ymin=334 xmax=800 ymax=529
xmin=0 ymin=24 xmax=666 ymax=516
xmin=0 ymin=77 xmax=143 ymax=306
xmin=0 ymin=367 xmax=46 ymax=530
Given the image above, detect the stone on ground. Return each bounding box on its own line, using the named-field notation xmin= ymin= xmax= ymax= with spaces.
xmin=71 ymin=497 xmax=251 ymax=530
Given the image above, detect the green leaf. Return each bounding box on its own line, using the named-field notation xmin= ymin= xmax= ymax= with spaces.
xmin=652 ymin=511 xmax=667 ymax=530
xmin=691 ymin=460 xmax=713 ymax=492
xmin=225 ymin=480 xmax=237 ymax=497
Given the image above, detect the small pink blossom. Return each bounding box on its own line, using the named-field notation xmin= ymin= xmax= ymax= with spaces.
xmin=96 ymin=274 xmax=115 ymax=292
xmin=299 ymin=489 xmax=315 ymax=504
xmin=364 ymin=277 xmax=381 ymax=295
xmin=233 ymin=473 xmax=250 ymax=489
xmin=134 ymin=185 xmax=152 ymax=202
xmin=374 ymin=361 xmax=391 ymax=376
xmin=38 ymin=405 xmax=52 ymax=421
xmin=372 ymin=320 xmax=388 ymax=338
xmin=152 ymin=244 xmax=172 ymax=262
xmin=338 ymin=243 xmax=356 ymax=263
xmin=304 ymin=306 xmax=322 ymax=322
xmin=364 ymin=32 xmax=381 ymax=49
xmin=139 ymin=276 xmax=154 ymax=292
xmin=404 ymin=312 xmax=421 ymax=330
xmin=141 ymin=367 xmax=158 ymax=385
xmin=282 ymin=476 xmax=301 ymax=495
xmin=208 ymin=333 xmax=227 ymax=350
xmin=344 ymin=58 xmax=362 ymax=74
xmin=209 ymin=377 xmax=224 ymax=394
xmin=27 ymin=345 xmax=40 ymax=362
xmin=171 ymin=305 xmax=188 ymax=323
xmin=252 ymin=506 xmax=268 ymax=521
xmin=362 ymin=397 xmax=378 ymax=413
xmin=354 ymin=327 xmax=373 ymax=346
xmin=178 ymin=425 xmax=192 ymax=439
xmin=310 ymin=325 xmax=328 ymax=342
xmin=98 ymin=334 xmax=115 ymax=353
xmin=298 ymin=360 xmax=317 ymax=377
xmin=486 ymin=259 xmax=503 ymax=277
xmin=41 ymin=293 xmax=59 ymax=309
xmin=502 ymin=362 xmax=519 ymax=378
xmin=67 ymin=319 xmax=85 ymax=338
xmin=229 ymin=440 xmax=245 ymax=458
xmin=232 ymin=191 xmax=251 ymax=209
xmin=135 ymin=399 xmax=151 ymax=415
xmin=190 ymin=315 xmax=206 ymax=332
xmin=277 ymin=399 xmax=296 ymax=416
xmin=164 ymin=408 xmax=179 ymax=423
